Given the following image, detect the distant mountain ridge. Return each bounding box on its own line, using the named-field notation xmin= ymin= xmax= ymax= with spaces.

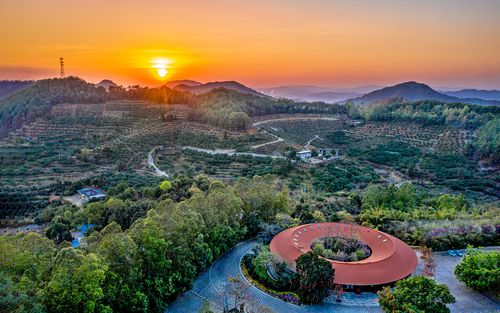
xmin=442 ymin=89 xmax=500 ymax=101
xmin=350 ymin=81 xmax=500 ymax=106
xmin=260 ymin=85 xmax=381 ymax=103
xmin=164 ymin=80 xmax=202 ymax=88
xmin=173 ymin=80 xmax=265 ymax=97
xmin=351 ymin=81 xmax=455 ymax=104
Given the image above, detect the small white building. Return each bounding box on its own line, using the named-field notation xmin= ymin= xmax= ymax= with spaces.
xmin=297 ymin=150 xmax=312 ymax=160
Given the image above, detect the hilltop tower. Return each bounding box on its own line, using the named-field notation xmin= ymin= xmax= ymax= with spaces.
xmin=60 ymin=57 xmax=65 ymax=78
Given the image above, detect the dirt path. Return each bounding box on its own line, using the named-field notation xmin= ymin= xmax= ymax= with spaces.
xmin=181 ymin=146 xmax=286 ymax=159
xmin=250 ymin=116 xmax=339 ymax=150
xmin=252 ymin=116 xmax=339 ymax=127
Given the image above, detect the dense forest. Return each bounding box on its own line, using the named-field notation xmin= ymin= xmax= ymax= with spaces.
xmin=352 ymin=100 xmax=499 ymax=129
xmin=1 ymin=175 xmax=289 ymax=312
xmin=2 ymin=173 xmax=497 ymax=312
xmin=474 ymin=117 xmax=500 ymax=162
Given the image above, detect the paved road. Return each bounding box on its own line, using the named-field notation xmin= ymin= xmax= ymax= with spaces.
xmin=147 ymin=147 xmax=169 ymax=177
xmin=181 ymin=146 xmax=286 ymax=159
xmin=167 ymin=242 xmax=499 ymax=313
xmin=252 ymin=116 xmax=339 ymax=127
xmin=434 ymin=249 xmax=499 ymax=313
xmin=306 ymin=135 xmax=321 ymax=146
xmin=167 ymin=241 xmax=380 ymax=313
xmin=250 ymin=116 xmax=339 ymax=150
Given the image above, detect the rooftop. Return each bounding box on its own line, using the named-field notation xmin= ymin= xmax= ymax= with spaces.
xmin=269 ymin=222 xmax=418 ymax=286
xmin=77 ymin=187 xmax=105 ymax=197
xmin=297 ymin=150 xmax=311 ymax=154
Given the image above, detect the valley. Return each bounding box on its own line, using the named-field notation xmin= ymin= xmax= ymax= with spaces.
xmin=0 ymin=78 xmax=498 ymax=313
xmin=1 ymin=84 xmax=497 ymax=224
xmin=2 ymin=2 xmax=499 ymax=312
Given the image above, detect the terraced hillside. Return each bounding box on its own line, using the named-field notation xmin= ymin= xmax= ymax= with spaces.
xmin=343 ymin=122 xmax=465 ymax=154
xmin=1 ymin=97 xmax=498 ymax=225
xmin=0 ymin=100 xmax=272 ymax=222
xmin=155 ymin=148 xmax=291 ymax=180
xmin=253 ymin=117 xmax=498 ymax=200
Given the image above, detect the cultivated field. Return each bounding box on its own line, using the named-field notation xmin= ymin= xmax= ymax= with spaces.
xmin=0 ymin=101 xmax=272 ymax=221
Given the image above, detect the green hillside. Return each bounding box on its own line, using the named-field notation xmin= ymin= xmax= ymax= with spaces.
xmin=0 ymin=77 xmax=109 ymax=136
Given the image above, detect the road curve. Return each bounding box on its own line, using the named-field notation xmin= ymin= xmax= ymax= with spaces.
xmin=147 ymin=147 xmax=169 ymax=177
xmin=250 ymin=116 xmax=339 ymax=150
xmin=166 ymin=241 xmax=381 ymax=313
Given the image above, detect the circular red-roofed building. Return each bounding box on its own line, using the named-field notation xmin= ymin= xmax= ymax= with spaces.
xmin=269 ymin=222 xmax=418 ymax=287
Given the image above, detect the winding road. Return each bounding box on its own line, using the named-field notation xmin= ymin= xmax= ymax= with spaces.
xmin=166 ymin=242 xmax=499 ymax=313
xmin=166 ymin=241 xmax=380 ymax=313
xmin=149 ymin=116 xmax=345 ymax=171
xmin=251 ymin=116 xmax=339 ymax=151
xmin=181 ymin=146 xmax=286 ymax=159
xmin=148 ymin=147 xmax=169 ymax=177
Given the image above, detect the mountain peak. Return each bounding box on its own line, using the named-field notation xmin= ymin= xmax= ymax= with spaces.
xmin=173 ymin=80 xmax=265 ymax=96
xmin=164 ymin=79 xmax=202 ymax=88
xmin=351 ymin=81 xmax=455 ymax=105
xmin=95 ymin=79 xmax=118 ymax=91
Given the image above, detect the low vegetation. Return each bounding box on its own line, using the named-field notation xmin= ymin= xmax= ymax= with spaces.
xmin=312 ymin=236 xmax=371 ymax=262
xmin=455 ymin=247 xmax=499 ymax=296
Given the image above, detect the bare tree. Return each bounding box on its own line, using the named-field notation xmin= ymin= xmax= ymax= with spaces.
xmin=420 ymin=247 xmax=436 ymax=277
xmin=223 ymin=275 xmax=275 ymax=313
xmin=333 ymin=284 xmax=345 ymax=303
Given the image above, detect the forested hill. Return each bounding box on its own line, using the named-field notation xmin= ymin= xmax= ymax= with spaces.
xmin=350 ymin=81 xmax=500 ymax=106
xmin=0 ymin=77 xmax=196 ymax=137
xmin=194 ymin=88 xmax=347 ymax=130
xmin=174 ymin=80 xmax=265 ymax=97
xmin=0 ymin=77 xmax=110 ymax=137
xmin=0 ymin=77 xmax=347 ymax=136
xmin=0 ymin=80 xmax=34 ymax=100
xmin=353 ymin=101 xmax=500 ymax=162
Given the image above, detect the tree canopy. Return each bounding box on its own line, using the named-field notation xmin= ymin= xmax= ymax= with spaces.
xmin=0 ymin=175 xmax=289 ymax=313
xmin=378 ymin=276 xmax=455 ymax=313
xmin=294 ymin=251 xmax=335 ymax=304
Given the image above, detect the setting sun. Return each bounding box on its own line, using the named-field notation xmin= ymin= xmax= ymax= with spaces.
xmin=157 ymin=68 xmax=168 ymax=77
xmin=0 ymin=1 xmax=499 ymax=312
xmin=151 ymin=58 xmax=171 ymax=80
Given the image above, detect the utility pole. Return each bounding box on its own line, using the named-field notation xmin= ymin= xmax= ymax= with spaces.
xmin=60 ymin=57 xmax=65 ymax=78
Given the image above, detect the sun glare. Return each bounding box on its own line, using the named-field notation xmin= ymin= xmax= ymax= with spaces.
xmin=157 ymin=68 xmax=168 ymax=77
xmin=151 ymin=58 xmax=171 ymax=80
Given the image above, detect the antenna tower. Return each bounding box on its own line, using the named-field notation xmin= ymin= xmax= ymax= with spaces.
xmin=60 ymin=57 xmax=65 ymax=78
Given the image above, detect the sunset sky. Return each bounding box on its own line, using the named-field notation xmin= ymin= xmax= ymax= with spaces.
xmin=1 ymin=0 xmax=499 ymax=88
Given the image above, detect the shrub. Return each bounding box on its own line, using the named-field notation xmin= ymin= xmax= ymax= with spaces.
xmin=159 ymin=180 xmax=172 ymax=192
xmin=311 ymin=236 xmax=371 ymax=262
xmin=455 ymin=247 xmax=499 ymax=294
xmin=378 ymin=276 xmax=455 ymax=313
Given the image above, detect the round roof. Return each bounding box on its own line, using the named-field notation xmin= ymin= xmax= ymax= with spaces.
xmin=269 ymin=222 xmax=418 ymax=286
